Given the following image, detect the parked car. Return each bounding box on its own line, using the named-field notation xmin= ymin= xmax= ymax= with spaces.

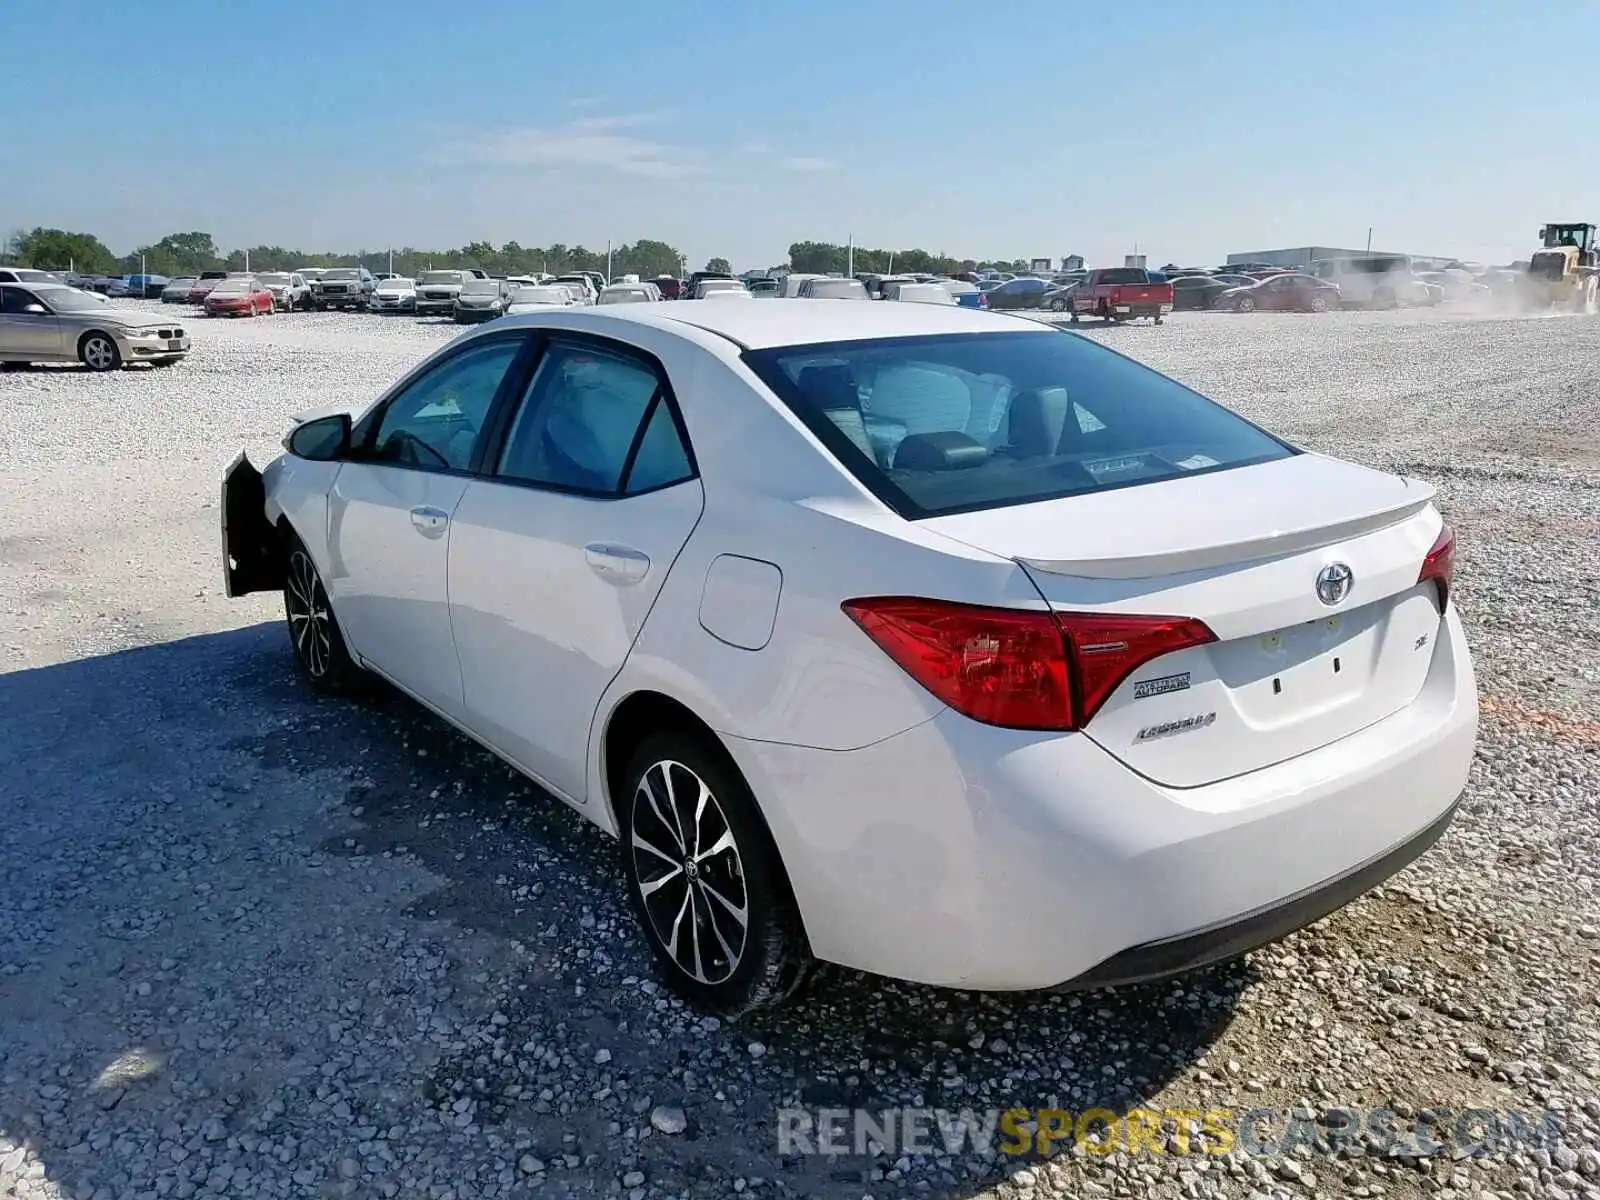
xmin=0 ymin=268 xmax=66 ymax=285
xmin=552 ymin=274 xmax=599 ymax=305
xmin=1169 ymin=275 xmax=1236 ymax=311
xmin=779 ymin=273 xmax=825 ymax=298
xmin=1309 ymin=256 xmax=1431 ymax=309
xmin=312 ymin=267 xmax=373 ymax=311
xmin=654 ymin=275 xmax=685 ymax=300
xmin=0 ymin=282 xmax=189 ymax=370
xmin=219 ymin=300 xmax=1475 ymax=1016
xmin=1069 ymin=268 xmax=1175 ymax=323
xmin=161 ymin=277 xmax=198 ymax=303
xmin=1045 ymin=282 xmax=1087 ymax=312
xmin=745 ymin=278 xmax=780 ymax=298
xmin=506 ymin=286 xmax=579 ymax=314
xmin=204 ymin=277 xmax=276 ymax=317
xmin=861 ymin=274 xmax=915 ymax=299
xmin=937 ymin=280 xmax=989 ymax=309
xmin=414 ymin=270 xmax=470 ymax=315
xmin=694 ymin=278 xmax=748 ymax=299
xmin=796 ymin=278 xmax=868 ymax=300
xmin=106 ymin=277 xmax=137 ymax=298
xmin=1214 ymin=273 xmax=1340 ymax=313
xmin=983 ymin=278 xmax=1050 ymax=310
xmin=884 ymin=282 xmax=954 ymax=305
xmin=453 ymin=278 xmax=512 ymax=323
xmin=187 ymin=271 xmax=229 ymax=303
xmin=598 ymin=283 xmax=658 ymax=305
xmin=368 ymin=277 xmax=418 ymax=313
xmin=258 ymin=272 xmax=311 ymax=312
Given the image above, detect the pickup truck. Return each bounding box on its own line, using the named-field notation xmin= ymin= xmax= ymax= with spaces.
xmin=1069 ymin=268 xmax=1174 ymax=324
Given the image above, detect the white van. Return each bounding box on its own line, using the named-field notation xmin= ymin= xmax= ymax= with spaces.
xmin=1310 ymin=255 xmax=1431 ymax=309
xmin=780 ymin=273 xmax=826 ymax=298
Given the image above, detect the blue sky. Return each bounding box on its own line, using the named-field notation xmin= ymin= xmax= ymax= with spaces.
xmin=3 ymin=0 xmax=1596 ymax=270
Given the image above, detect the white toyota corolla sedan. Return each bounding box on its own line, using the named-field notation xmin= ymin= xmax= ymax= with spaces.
xmin=221 ymin=301 xmax=1477 ymax=1015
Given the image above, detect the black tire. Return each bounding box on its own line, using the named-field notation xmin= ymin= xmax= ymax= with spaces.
xmin=283 ymin=533 xmax=366 ymax=695
xmin=618 ymin=728 xmax=812 ymax=1017
xmin=78 ymin=332 xmax=122 ymax=372
xmin=1235 ymin=295 xmax=1256 ymax=313
xmin=1309 ymin=295 xmax=1329 ymax=313
xmin=1049 ymin=296 xmax=1067 ymax=312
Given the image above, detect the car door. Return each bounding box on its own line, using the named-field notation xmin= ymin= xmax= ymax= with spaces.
xmin=0 ymin=286 xmax=63 ymax=357
xmin=325 ymin=332 xmax=532 ymax=718
xmin=447 ymin=336 xmax=705 ymax=805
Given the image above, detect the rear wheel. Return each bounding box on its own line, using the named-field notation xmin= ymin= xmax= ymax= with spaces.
xmin=283 ymin=534 xmax=366 ymax=694
xmin=79 ymin=333 xmax=121 ymax=372
xmin=619 ymin=729 xmax=813 ymax=1017
xmin=1309 ymin=295 xmax=1330 ymax=312
xmin=1049 ymin=296 xmax=1067 ymax=312
xmin=1235 ymin=295 xmax=1257 ymax=313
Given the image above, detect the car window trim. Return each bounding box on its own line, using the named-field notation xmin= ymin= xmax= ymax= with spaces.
xmin=347 ymin=330 xmax=539 ymax=478
xmin=474 ymin=329 xmax=699 ymax=502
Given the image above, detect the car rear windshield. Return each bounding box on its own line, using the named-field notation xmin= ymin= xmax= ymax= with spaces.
xmin=1097 ymin=268 xmax=1148 ymax=284
xmin=743 ymin=331 xmax=1295 ymax=519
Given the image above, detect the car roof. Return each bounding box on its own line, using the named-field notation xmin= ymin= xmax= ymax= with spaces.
xmin=496 ymin=296 xmax=1048 ymax=350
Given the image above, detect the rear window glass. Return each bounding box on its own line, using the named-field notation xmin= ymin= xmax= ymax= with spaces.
xmin=1097 ymin=268 xmax=1148 ymax=284
xmin=743 ymin=331 xmax=1295 ymax=519
xmin=419 ymin=271 xmax=462 ymax=285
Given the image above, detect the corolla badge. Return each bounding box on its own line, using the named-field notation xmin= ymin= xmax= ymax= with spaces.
xmin=1315 ymin=562 xmax=1354 ymax=606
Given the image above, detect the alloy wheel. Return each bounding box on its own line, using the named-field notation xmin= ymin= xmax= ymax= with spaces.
xmin=83 ymin=336 xmax=116 ymax=370
xmin=629 ymin=759 xmax=749 ymax=985
xmin=285 ymin=548 xmax=333 ymax=678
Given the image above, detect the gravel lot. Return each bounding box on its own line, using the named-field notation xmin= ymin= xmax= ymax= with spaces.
xmin=1 ymin=303 xmax=1597 ymax=1200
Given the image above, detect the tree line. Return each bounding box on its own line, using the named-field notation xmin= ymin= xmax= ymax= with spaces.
xmin=2 ymin=226 xmax=1054 ymax=281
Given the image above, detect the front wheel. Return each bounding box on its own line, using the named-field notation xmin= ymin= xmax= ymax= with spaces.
xmin=1049 ymin=296 xmax=1067 ymax=312
xmin=79 ymin=332 xmax=122 ymax=372
xmin=619 ymin=730 xmax=813 ymax=1017
xmin=1309 ymin=295 xmax=1329 ymax=312
xmin=1235 ymin=296 xmax=1256 ymax=313
xmin=283 ymin=535 xmax=366 ymax=694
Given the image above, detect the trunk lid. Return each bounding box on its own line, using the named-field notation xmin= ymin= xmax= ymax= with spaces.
xmin=1113 ymin=283 xmax=1173 ymax=304
xmin=921 ymin=455 xmax=1446 ymax=787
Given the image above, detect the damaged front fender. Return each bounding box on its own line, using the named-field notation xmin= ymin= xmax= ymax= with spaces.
xmin=221 ymin=451 xmax=284 ymax=598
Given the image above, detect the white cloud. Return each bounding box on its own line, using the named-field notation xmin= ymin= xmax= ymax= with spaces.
xmin=779 ymin=155 xmax=836 ymax=173
xmin=434 ymin=115 xmax=835 ymax=181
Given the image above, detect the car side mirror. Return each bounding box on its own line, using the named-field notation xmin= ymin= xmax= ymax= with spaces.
xmin=22 ymin=303 xmax=48 ymax=315
xmin=284 ymin=413 xmax=351 ymax=461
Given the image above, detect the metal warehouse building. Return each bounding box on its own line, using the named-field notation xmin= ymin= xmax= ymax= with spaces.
xmin=1227 ymin=246 xmax=1455 ymax=269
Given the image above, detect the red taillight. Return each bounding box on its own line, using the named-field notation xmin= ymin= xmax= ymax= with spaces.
xmin=841 ymin=597 xmax=1214 ymax=731
xmin=1419 ymin=522 xmax=1455 ymax=609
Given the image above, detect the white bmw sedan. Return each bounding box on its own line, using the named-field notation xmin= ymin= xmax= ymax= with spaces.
xmin=221 ymin=301 xmax=1477 ymax=1015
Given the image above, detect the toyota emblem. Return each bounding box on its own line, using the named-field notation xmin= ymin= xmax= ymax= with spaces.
xmin=1315 ymin=562 xmax=1354 ymax=606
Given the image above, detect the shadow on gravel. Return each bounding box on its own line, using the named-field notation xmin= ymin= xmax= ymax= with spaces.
xmin=0 ymin=626 xmax=1251 ymax=1200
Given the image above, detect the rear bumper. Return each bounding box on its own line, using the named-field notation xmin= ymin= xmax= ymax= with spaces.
xmin=725 ymin=607 xmax=1477 ymax=991
xmin=1054 ymin=792 xmax=1460 ymax=990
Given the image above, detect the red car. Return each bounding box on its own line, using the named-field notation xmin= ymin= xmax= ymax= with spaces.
xmin=1216 ymin=273 xmax=1340 ymax=313
xmin=204 ymin=278 xmax=276 ymax=317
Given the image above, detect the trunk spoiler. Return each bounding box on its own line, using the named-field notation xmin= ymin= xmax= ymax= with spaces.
xmin=1019 ymin=491 xmax=1435 ymax=580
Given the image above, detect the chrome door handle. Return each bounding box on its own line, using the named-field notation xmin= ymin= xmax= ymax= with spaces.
xmin=584 ymin=542 xmax=651 ymax=585
xmin=409 ymin=506 xmax=450 ymax=539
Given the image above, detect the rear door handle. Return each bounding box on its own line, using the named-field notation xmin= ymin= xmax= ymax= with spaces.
xmin=584 ymin=542 xmax=651 ymax=585
xmin=409 ymin=505 xmax=450 ymax=539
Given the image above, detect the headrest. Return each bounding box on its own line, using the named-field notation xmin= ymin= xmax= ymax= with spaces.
xmin=1007 ymin=386 xmax=1073 ymax=457
xmin=892 ymin=431 xmax=988 ymax=470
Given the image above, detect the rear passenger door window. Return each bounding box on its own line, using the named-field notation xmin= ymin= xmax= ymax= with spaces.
xmin=494 ymin=342 xmax=694 ymax=496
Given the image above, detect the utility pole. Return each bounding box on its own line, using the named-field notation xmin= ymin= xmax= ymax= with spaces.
xmin=1366 ymin=227 xmax=1373 ymax=253
xmin=389 ymin=248 xmax=394 ymax=274
xmin=847 ymin=233 xmax=853 ymax=277
xmin=606 ymin=240 xmax=613 ymax=282
xmin=244 ymin=248 xmax=250 ymax=273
